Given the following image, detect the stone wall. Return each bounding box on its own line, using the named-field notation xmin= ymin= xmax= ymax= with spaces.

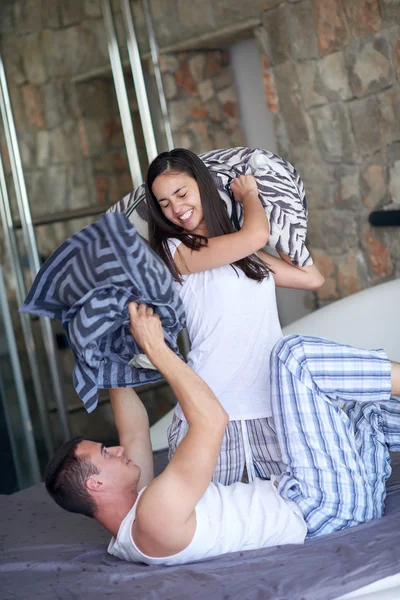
xmin=156 ymin=50 xmax=244 ymax=153
xmin=257 ymin=0 xmax=400 ymax=304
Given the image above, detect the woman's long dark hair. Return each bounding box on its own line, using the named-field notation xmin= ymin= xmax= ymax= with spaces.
xmin=145 ymin=148 xmax=270 ymax=283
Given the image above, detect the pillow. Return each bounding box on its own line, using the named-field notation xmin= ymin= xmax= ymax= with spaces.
xmin=20 ymin=213 xmax=185 ymax=412
xmin=108 ymin=147 xmax=312 ymax=267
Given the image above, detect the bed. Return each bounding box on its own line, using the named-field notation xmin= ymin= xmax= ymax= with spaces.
xmin=2 ymin=279 xmax=400 ymax=600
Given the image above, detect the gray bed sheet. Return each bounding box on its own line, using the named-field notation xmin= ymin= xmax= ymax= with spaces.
xmin=1 ymin=451 xmax=400 ymax=600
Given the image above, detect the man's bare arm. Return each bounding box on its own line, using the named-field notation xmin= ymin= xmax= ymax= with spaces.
xmin=109 ymin=387 xmax=154 ymax=490
xmin=128 ymin=303 xmax=228 ymax=555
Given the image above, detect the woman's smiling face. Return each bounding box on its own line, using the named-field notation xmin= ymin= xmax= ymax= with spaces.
xmin=151 ymin=171 xmax=207 ymax=235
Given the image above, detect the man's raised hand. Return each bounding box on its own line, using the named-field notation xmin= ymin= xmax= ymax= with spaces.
xmin=128 ymin=302 xmax=165 ymax=354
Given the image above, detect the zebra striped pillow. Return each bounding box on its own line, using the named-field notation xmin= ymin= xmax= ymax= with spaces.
xmin=108 ymin=147 xmax=311 ymax=267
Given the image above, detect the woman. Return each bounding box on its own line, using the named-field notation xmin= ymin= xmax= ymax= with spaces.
xmin=145 ymin=148 xmax=324 ymax=484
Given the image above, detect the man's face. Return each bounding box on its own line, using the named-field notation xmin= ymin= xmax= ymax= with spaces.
xmin=77 ymin=440 xmax=141 ymax=492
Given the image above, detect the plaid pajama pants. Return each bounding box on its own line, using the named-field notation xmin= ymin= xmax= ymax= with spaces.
xmin=168 ymin=414 xmax=285 ymax=485
xmin=272 ymin=334 xmax=399 ymax=538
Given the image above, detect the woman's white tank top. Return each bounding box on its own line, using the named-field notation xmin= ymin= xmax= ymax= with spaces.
xmin=108 ymin=478 xmax=307 ymax=566
xmin=168 ymin=239 xmax=282 ymax=421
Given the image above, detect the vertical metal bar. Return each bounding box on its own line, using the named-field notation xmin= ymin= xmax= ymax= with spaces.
xmin=142 ymin=0 xmax=174 ymax=150
xmin=0 ymin=266 xmax=41 ymax=484
xmin=120 ymin=0 xmax=158 ymax=163
xmin=0 ymin=151 xmax=54 ymax=456
xmin=0 ymin=54 xmax=70 ymax=442
xmin=101 ymin=0 xmax=143 ymax=188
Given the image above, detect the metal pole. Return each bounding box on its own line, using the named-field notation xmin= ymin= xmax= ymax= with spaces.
xmin=0 ymin=151 xmax=54 ymax=456
xmin=0 ymin=266 xmax=41 ymax=484
xmin=0 ymin=54 xmax=70 ymax=442
xmin=101 ymin=0 xmax=143 ymax=188
xmin=142 ymin=0 xmax=174 ymax=150
xmin=120 ymin=0 xmax=158 ymax=163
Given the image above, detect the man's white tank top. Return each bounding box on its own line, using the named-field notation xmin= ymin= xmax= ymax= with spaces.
xmin=168 ymin=239 xmax=282 ymax=421
xmin=108 ymin=477 xmax=307 ymax=566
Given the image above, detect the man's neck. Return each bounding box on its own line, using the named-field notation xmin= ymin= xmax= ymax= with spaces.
xmin=97 ymin=489 xmax=139 ymax=537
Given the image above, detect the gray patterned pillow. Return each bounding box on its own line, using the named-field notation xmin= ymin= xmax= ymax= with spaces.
xmin=107 ymin=147 xmax=312 ymax=266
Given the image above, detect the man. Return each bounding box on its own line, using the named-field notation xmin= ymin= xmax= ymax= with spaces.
xmin=45 ymin=303 xmax=400 ymax=565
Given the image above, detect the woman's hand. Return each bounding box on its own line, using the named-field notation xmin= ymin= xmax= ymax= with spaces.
xmin=230 ymin=175 xmax=258 ymax=203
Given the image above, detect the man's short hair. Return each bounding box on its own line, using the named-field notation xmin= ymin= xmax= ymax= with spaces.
xmin=44 ymin=436 xmax=100 ymax=518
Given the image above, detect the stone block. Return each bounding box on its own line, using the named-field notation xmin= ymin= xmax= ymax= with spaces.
xmin=213 ymin=0 xmax=263 ymax=27
xmin=217 ymin=87 xmax=238 ymax=125
xmin=261 ymin=5 xmax=291 ymax=65
xmin=362 ymin=225 xmax=394 ymax=278
xmin=289 ymin=0 xmax=319 ymax=60
xmin=347 ymin=36 xmax=394 ymax=97
xmin=84 ymin=0 xmax=102 ymax=18
xmin=60 ymin=0 xmax=83 ymax=26
xmin=380 ymin=0 xmax=400 ymax=24
xmin=42 ymin=81 xmax=69 ymax=129
xmin=293 ymin=150 xmax=337 ymax=208
xmin=14 ymin=0 xmax=42 ymax=34
xmin=262 ymin=56 xmax=280 ymax=112
xmin=272 ymin=112 xmax=290 ymax=158
xmin=187 ymin=121 xmax=212 ymax=153
xmin=177 ymin=0 xmax=216 ymax=35
xmin=343 ymin=0 xmax=383 ymax=38
xmin=274 ymin=61 xmax=309 ymax=145
xmin=205 ymin=98 xmax=222 ymax=122
xmin=337 ymin=250 xmax=365 ymax=297
xmin=361 ymin=160 xmax=387 ymax=208
xmin=310 ymin=102 xmax=358 ymax=163
xmin=74 ymin=79 xmax=115 ymax=119
xmin=167 ymin=98 xmax=200 ymax=129
xmin=336 ymin=164 xmax=360 ymax=208
xmin=158 ymin=54 xmax=179 ymax=74
xmin=378 ymin=85 xmax=400 ymax=145
xmin=25 ymin=170 xmax=45 ymax=216
xmin=44 ymin=165 xmax=69 ymax=212
xmin=296 ymin=61 xmax=326 ymax=109
xmin=261 ymin=0 xmax=284 ymax=9
xmin=149 ymin=0 xmax=182 ymax=47
xmin=42 ymin=21 xmax=108 ymax=79
xmin=21 ymin=84 xmax=45 ymax=130
xmin=319 ymin=51 xmax=352 ymax=102
xmin=212 ymin=69 xmax=234 ymax=91
xmin=174 ymin=63 xmax=198 ymax=96
xmin=78 ymin=119 xmax=107 ymax=157
xmin=348 ymin=95 xmax=383 ymax=156
xmin=49 ymin=127 xmax=74 ymax=165
xmin=188 ymin=54 xmax=206 ymax=83
xmin=42 ymin=0 xmax=61 ymax=28
xmin=174 ymin=130 xmax=195 ymax=150
xmin=1 ymin=35 xmax=26 ymax=85
xmin=313 ymin=0 xmax=349 ymax=56
xmin=22 ymin=33 xmax=47 ymax=85
xmin=162 ymin=73 xmax=178 ymax=100
xmin=0 ymin=2 xmax=15 ymax=34
xmin=19 ymin=132 xmax=36 ymax=168
xmin=36 ymin=131 xmax=50 ymax=167
xmin=385 ymin=25 xmax=400 ymax=81
xmin=307 ymin=208 xmax=358 ymax=251
xmin=389 ymin=159 xmax=400 ymax=202
xmin=254 ymin=26 xmax=271 ymax=59
xmin=312 ymin=250 xmax=339 ymax=301
xmin=197 ymin=79 xmax=214 ymax=103
xmin=205 ymin=53 xmax=224 ymax=79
